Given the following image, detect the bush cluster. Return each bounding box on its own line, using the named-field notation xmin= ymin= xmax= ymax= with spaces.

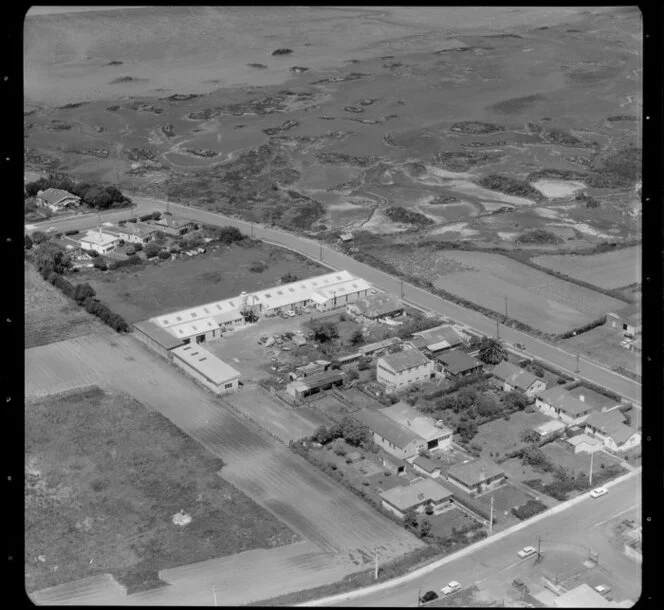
xmin=83 ymin=297 xmax=130 ymax=332
xmin=110 ymin=255 xmax=142 ymax=270
xmin=25 ymin=173 xmax=132 ymax=210
xmin=512 ymin=499 xmax=547 ymax=520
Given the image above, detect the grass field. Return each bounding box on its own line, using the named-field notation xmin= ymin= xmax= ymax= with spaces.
xmin=531 ymin=246 xmax=641 ymax=289
xmin=76 ymin=241 xmax=328 ymax=323
xmin=25 ymin=386 xmax=298 ymax=594
xmin=25 ymin=331 xmax=424 ymax=570
xmin=473 ymin=411 xmax=554 ymax=461
xmin=24 ymin=261 xmax=103 ymax=348
xmin=427 ymin=508 xmax=478 ymax=540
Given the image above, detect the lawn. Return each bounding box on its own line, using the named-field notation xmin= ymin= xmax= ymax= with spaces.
xmin=559 ymin=325 xmax=641 ymax=376
xmin=24 ymin=261 xmax=103 ymax=348
xmin=540 ymin=442 xmax=624 ymax=477
xmin=426 ymin=508 xmax=478 ymax=540
xmin=499 ymin=457 xmax=557 ymax=487
xmin=531 ymin=246 xmax=641 ymax=290
xmin=472 ymin=410 xmax=553 ymax=461
xmin=25 ymin=386 xmax=299 ymax=594
xmin=475 ymin=484 xmax=532 ymax=524
xmin=75 ymin=240 xmax=329 ymax=323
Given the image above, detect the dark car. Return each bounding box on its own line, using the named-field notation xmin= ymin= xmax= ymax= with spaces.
xmin=420 ymin=590 xmax=439 ymax=604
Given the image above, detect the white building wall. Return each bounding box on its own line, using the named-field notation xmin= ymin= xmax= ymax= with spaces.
xmin=172 ymin=356 xmax=238 ymax=395
xmin=377 ymin=360 xmax=434 ymax=391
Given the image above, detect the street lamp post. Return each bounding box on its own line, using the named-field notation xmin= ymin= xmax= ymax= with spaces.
xmin=319 ymin=242 xmax=323 ymax=261
xmin=496 ymin=318 xmax=500 ymax=339
xmin=504 ymin=295 xmax=508 ymax=318
xmin=400 ymin=279 xmax=404 ymax=299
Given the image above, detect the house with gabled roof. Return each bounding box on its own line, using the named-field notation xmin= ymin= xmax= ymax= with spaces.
xmin=36 ymin=188 xmax=81 ymax=212
xmin=413 ymin=324 xmax=464 ymax=355
xmin=379 ymin=401 xmax=452 ymax=451
xmin=446 ymin=458 xmax=506 ymax=496
xmin=352 ymin=408 xmax=426 ymax=460
xmin=535 ymin=387 xmax=594 ymax=426
xmin=346 ymin=293 xmax=405 ymax=320
xmin=606 ymin=303 xmax=641 ymax=337
xmin=491 ymin=361 xmax=546 ymax=397
xmin=376 ymin=349 xmax=434 ymax=392
xmin=436 ymin=349 xmax=483 ymax=379
xmin=380 ymin=478 xmax=454 ymax=519
xmin=584 ymin=411 xmax=641 ymax=452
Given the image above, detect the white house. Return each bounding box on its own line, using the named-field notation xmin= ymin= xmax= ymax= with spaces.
xmin=380 ymin=478 xmax=454 ymax=519
xmin=491 ymin=361 xmax=546 ymax=397
xmin=352 ymin=408 xmax=427 ymax=461
xmin=36 ymin=188 xmax=81 ymax=212
xmin=79 ymin=229 xmax=120 ymax=255
xmin=583 ymin=411 xmax=641 ymax=452
xmin=535 ymin=387 xmax=594 ymax=427
xmin=379 ymin=401 xmax=452 ymax=452
xmin=171 ymin=344 xmax=240 ymax=394
xmin=377 ymin=350 xmax=434 ymax=392
xmin=115 ymin=223 xmax=157 ymax=244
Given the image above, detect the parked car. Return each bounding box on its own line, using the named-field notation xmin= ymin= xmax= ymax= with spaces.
xmin=518 ymin=546 xmax=537 ymax=559
xmin=590 ymin=487 xmax=608 ymax=498
xmin=595 ymin=585 xmax=611 ymax=596
xmin=47 ymin=226 xmax=57 ymax=233
xmin=441 ymin=581 xmax=461 ymax=596
xmin=420 ymin=591 xmax=438 ymax=604
xmin=285 ymin=310 xmax=296 ymax=318
xmin=514 ymin=343 xmax=526 ymax=350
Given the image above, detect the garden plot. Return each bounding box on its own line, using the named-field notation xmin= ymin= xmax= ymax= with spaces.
xmin=431 ymin=251 xmax=625 ymax=334
xmin=532 ymin=245 xmax=641 ymax=290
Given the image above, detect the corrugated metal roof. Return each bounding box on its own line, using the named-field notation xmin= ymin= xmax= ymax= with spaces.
xmin=380 ymin=402 xmax=451 ymax=441
xmin=492 ymin=361 xmax=540 ymax=391
xmin=133 ymin=319 xmax=185 ymax=350
xmin=437 ymin=349 xmax=482 ymax=375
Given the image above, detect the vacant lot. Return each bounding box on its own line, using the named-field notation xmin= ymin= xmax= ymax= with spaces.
xmin=26 ymin=332 xmax=424 ymax=570
xmin=473 ymin=411 xmax=554 ymax=461
xmin=76 ymin=241 xmax=328 ymax=323
xmin=25 ymin=386 xmax=298 ymax=594
xmin=24 ymin=261 xmax=103 ymax=348
xmin=476 ymin=484 xmax=533 ymax=525
xmin=541 ymin=442 xmax=625 ymax=477
xmin=532 ymin=246 xmax=641 ymax=290
xmin=559 ymin=325 xmax=641 ymax=376
xmin=427 ymin=508 xmax=478 ymax=539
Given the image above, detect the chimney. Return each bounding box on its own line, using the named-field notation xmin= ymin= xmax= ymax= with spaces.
xmin=579 ymin=395 xmax=585 ymax=402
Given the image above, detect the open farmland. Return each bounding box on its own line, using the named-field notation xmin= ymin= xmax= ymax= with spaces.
xmin=532 ymin=245 xmax=641 ymax=289
xmin=25 ymin=331 xmax=424 ymax=570
xmin=25 ymin=386 xmax=298 ymax=594
xmin=75 ymin=240 xmax=328 ymax=323
xmin=24 ymin=261 xmax=103 ymax=348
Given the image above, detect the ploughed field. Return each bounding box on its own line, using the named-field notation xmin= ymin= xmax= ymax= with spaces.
xmin=25 ymin=7 xmax=641 ymax=244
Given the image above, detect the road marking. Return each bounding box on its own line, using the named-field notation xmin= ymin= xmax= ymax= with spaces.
xmin=591 ymin=503 xmax=640 ymax=529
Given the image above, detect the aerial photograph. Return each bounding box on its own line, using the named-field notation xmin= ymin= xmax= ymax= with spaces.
xmin=24 ymin=5 xmax=642 ymax=607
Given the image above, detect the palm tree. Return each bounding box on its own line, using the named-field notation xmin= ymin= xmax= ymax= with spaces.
xmin=478 ymin=337 xmax=507 ymax=364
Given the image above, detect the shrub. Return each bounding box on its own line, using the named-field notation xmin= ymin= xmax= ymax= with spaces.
xmin=126 ymin=247 xmax=135 ymax=256
xmin=281 ymin=272 xmax=299 ymax=284
xmin=24 ymin=234 xmax=33 ymax=250
xmin=249 ymin=260 xmax=268 ymax=273
xmin=73 ymin=283 xmax=95 ymax=303
xmin=332 ymin=439 xmax=347 ymax=456
xmin=512 ymin=499 xmax=547 ymax=520
xmin=144 ymin=243 xmax=161 ymax=258
xmin=557 ymin=377 xmax=567 ymax=384
xmin=158 ymin=250 xmax=171 ymax=260
xmin=133 ymin=242 xmax=143 ymax=252
xmin=31 ymin=231 xmax=49 ymax=245
xmin=93 ymin=257 xmax=108 ymax=271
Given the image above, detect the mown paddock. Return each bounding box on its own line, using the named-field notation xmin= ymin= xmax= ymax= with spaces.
xmin=25 ymin=332 xmax=424 ymax=566
xmin=24 ymin=261 xmax=103 ymax=349
xmin=531 ymin=245 xmax=641 ymax=290
xmin=431 ymin=251 xmax=626 ymax=334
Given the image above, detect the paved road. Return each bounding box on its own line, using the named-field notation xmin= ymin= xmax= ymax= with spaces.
xmin=301 ymin=473 xmax=642 ymax=607
xmin=26 ymin=196 xmax=641 ymax=405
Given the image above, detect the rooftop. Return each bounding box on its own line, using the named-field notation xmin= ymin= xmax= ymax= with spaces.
xmin=585 ymin=411 xmax=638 ymax=445
xmin=379 ymin=349 xmax=431 ymax=373
xmin=133 ymin=319 xmax=185 ymax=351
xmin=533 ymin=419 xmax=567 ymax=436
xmin=552 ymin=584 xmax=618 ymax=608
xmin=80 ymin=230 xmax=120 ymax=247
xmin=414 ymin=325 xmax=464 ymax=350
xmin=359 ymin=336 xmax=402 ymax=355
xmin=352 ymin=409 xmax=421 ymax=449
xmin=492 ymin=361 xmax=540 ymax=391
xmin=437 ymin=349 xmax=482 ymax=375
xmin=380 ymin=402 xmax=451 ymax=441
xmin=610 ymin=302 xmax=641 ymax=326
xmin=380 ymin=478 xmax=453 ymax=511
xmin=447 ymin=458 xmax=505 ymax=487
xmin=538 ymin=387 xmax=594 ymax=417
xmin=412 ymin=456 xmax=441 ymax=473
xmin=38 ymin=188 xmax=79 ymax=205
xmin=171 ymin=344 xmax=240 ymax=385
xmin=567 ymin=434 xmax=603 ymax=449
xmin=351 ymin=293 xmax=404 ymax=318
xmin=288 ymin=370 xmax=345 ymax=392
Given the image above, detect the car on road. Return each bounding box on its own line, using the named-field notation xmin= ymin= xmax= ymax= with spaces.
xmin=590 ymin=487 xmax=608 ymax=498
xmin=518 ymin=546 xmax=537 ymax=559
xmin=419 ymin=591 xmax=438 ymax=604
xmin=46 ymin=226 xmax=57 ymax=233
xmin=441 ymin=581 xmax=461 ymax=595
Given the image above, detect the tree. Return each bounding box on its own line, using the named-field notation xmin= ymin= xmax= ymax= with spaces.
xmin=419 ymin=518 xmax=432 ymax=538
xmin=154 ymin=230 xmax=166 ymax=243
xmin=457 ymin=420 xmax=478 ymax=444
xmin=133 ymin=242 xmax=143 ymax=252
xmin=24 ymin=234 xmax=33 ymax=250
xmin=281 ymin=273 xmax=299 ymax=284
xmin=73 ymin=283 xmax=95 ymax=304
xmin=145 ymin=242 xmax=161 ymax=258
xmin=31 ymin=231 xmax=49 ymax=245
xmin=241 ymin=309 xmax=258 ymax=323
xmin=478 ymin=337 xmax=507 ymax=365
xmin=475 ymin=393 xmax=500 ymax=418
xmin=312 ymin=321 xmax=338 ymax=343
xmin=216 ymin=225 xmax=245 ymax=244
xmin=339 ymin=417 xmax=372 ymax=448
xmin=311 ymin=425 xmax=335 ymax=445
xmin=403 ymin=508 xmax=418 ymax=529
xmin=350 ymin=330 xmax=364 ymax=346
xmin=25 ymin=178 xmax=48 ymax=198
xmin=424 ymin=502 xmax=434 ymax=516
xmin=520 ymin=429 xmax=540 ymax=444
xmin=503 ymin=390 xmax=529 ymax=412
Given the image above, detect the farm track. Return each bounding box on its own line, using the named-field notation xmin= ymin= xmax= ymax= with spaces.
xmin=26 ymin=332 xmax=423 ymax=574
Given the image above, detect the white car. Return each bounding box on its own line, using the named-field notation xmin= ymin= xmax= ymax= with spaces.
xmin=46 ymin=226 xmax=57 ymax=233
xmin=590 ymin=487 xmax=608 ymax=498
xmin=441 ymin=581 xmax=461 ymax=596
xmin=285 ymin=310 xmax=296 ymax=318
xmin=595 ymin=585 xmax=611 ymax=596
xmin=518 ymin=546 xmax=537 ymax=559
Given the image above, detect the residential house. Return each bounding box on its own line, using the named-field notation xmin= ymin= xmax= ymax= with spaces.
xmin=377 ymin=350 xmax=434 ymax=392
xmin=380 ymin=478 xmax=454 ymax=519
xmin=446 ymin=458 xmax=506 ymax=496
xmin=605 ymin=303 xmax=642 ymax=337
xmin=79 ymin=229 xmax=120 ymax=255
xmin=290 ymin=361 xmax=330 ymax=380
xmin=531 ymin=419 xmax=567 ymax=441
xmin=380 ymin=453 xmax=407 ymax=475
xmin=337 ymin=352 xmax=362 ymax=366
xmin=379 ymin=401 xmax=452 ymax=451
xmin=115 ymin=223 xmax=157 ymax=244
xmin=358 ymin=336 xmax=402 ymax=358
xmin=412 ymin=456 xmax=441 ymax=478
xmin=413 ymin=325 xmax=465 ymax=355
xmin=566 ymin=433 xmax=603 ymax=454
xmin=36 ymin=188 xmax=81 ymax=212
xmin=286 ymin=370 xmax=346 ymax=400
xmin=436 ymin=349 xmax=483 ymax=379
xmin=491 ymin=361 xmax=546 ymax=397
xmin=584 ymin=411 xmax=641 ymax=452
xmin=346 ymin=293 xmax=405 ymax=321
xmin=535 ymin=387 xmax=594 ymax=427
xmin=352 ymin=409 xmax=426 ymax=460
xmin=171 ymin=344 xmax=240 ymax=395
xmin=403 ymin=336 xmax=429 ymax=352
xmin=150 ymin=215 xmax=196 ymax=237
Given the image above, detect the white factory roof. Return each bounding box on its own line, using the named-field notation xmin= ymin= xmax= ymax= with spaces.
xmin=80 ymin=230 xmax=120 ymax=247
xmin=171 ymin=344 xmax=240 ymax=385
xmin=151 ymin=271 xmax=370 ymax=339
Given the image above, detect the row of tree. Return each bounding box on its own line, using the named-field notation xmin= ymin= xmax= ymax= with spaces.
xmin=310 ymin=417 xmax=375 ymax=451
xmin=25 ymin=173 xmax=131 ymax=210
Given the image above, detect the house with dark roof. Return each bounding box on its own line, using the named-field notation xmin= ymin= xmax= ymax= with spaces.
xmin=115 ymin=223 xmax=157 ymax=244
xmin=358 ymin=336 xmax=402 ymax=357
xmin=535 ymin=387 xmax=594 ymax=426
xmin=286 ymin=370 xmax=346 ymax=400
xmin=412 ymin=456 xmax=442 ymax=478
xmin=149 ymin=215 xmax=196 ymax=236
xmin=133 ymin=319 xmax=185 ymax=359
xmin=380 ymin=452 xmax=407 ymax=475
xmin=606 ymin=303 xmax=641 ymax=337
xmin=491 ymin=361 xmax=546 ymax=397
xmin=380 ymin=402 xmax=452 ymax=451
xmin=36 ymin=188 xmax=81 ymax=211
xmin=377 ymin=349 xmax=434 ymax=392
xmin=352 ymin=409 xmax=426 ymax=460
xmin=380 ymin=478 xmax=454 ymax=519
xmin=584 ymin=411 xmax=641 ymax=452
xmin=347 ymin=293 xmax=405 ymax=320
xmin=413 ymin=325 xmax=465 ymax=355
xmin=436 ymin=349 xmax=483 ymax=379
xmin=446 ymin=458 xmax=507 ymax=496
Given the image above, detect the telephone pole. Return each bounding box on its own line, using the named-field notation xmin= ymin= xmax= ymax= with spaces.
xmin=212 ymin=585 xmax=218 ymax=607
xmin=417 ymin=589 xmax=421 ymax=607
xmin=400 ymin=279 xmax=404 ymax=299
xmin=504 ymin=295 xmax=508 ymax=318
xmin=536 ymin=536 xmax=542 ymax=563
xmin=575 ymin=353 xmax=580 ymax=373
xmin=589 ymin=451 xmax=594 ymax=487
xmin=489 ymin=495 xmax=494 ymax=534
xmin=374 ymin=547 xmax=379 ymax=580
xmin=319 ymin=242 xmax=323 ymax=261
xmin=496 ymin=318 xmax=500 ymax=339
